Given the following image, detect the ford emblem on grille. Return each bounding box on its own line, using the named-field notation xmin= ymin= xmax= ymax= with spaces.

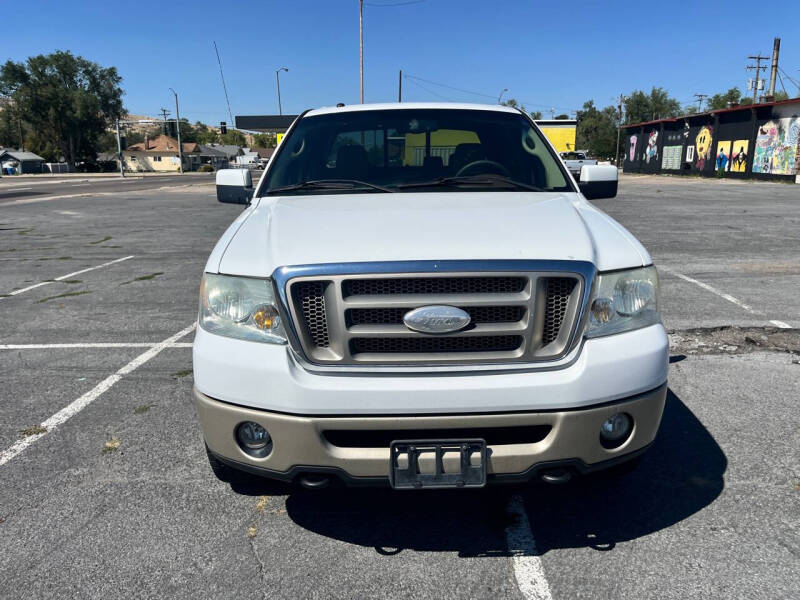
xmin=403 ymin=305 xmax=471 ymax=334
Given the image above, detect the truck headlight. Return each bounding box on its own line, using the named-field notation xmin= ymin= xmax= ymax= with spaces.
xmin=585 ymin=266 xmax=660 ymax=338
xmin=199 ymin=274 xmax=287 ymax=344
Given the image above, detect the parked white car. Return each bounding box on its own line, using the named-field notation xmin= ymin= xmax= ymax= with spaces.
xmin=195 ymin=103 xmax=667 ymax=490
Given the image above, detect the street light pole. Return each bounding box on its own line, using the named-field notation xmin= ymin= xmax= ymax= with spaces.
xmin=115 ymin=118 xmax=124 ymax=178
xmin=359 ymin=0 xmax=364 ymax=103
xmin=169 ymin=88 xmax=183 ymax=174
xmin=498 ymin=88 xmax=508 ymax=104
xmin=276 ymin=67 xmax=288 ymax=115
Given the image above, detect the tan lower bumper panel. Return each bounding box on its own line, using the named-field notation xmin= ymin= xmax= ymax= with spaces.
xmin=194 ymin=384 xmax=667 ymax=484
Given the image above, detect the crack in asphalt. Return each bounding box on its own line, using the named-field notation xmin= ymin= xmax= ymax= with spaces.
xmin=669 ymin=326 xmax=800 ymax=356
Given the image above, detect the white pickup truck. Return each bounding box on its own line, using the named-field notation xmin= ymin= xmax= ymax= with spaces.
xmin=194 ymin=103 xmax=667 ymax=490
xmin=560 ymin=151 xmax=598 ymax=178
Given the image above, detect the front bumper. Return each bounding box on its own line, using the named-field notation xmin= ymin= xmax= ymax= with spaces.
xmin=195 ymin=383 xmax=666 ymax=482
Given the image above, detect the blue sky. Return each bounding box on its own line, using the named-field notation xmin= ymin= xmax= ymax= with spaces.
xmin=4 ymin=0 xmax=800 ymax=125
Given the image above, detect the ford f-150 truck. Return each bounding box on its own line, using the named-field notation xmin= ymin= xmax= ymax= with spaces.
xmin=194 ymin=103 xmax=667 ymax=490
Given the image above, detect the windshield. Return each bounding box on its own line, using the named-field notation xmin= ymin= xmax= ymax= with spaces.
xmin=259 ymin=108 xmax=572 ymax=195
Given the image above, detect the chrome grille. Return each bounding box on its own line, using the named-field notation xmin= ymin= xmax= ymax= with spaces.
xmin=284 ymin=269 xmax=586 ymax=367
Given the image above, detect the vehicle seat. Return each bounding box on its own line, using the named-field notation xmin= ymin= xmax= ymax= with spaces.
xmin=422 ymin=155 xmax=444 ymax=178
xmin=335 ymin=145 xmax=369 ymax=180
xmin=449 ymin=143 xmax=485 ymax=174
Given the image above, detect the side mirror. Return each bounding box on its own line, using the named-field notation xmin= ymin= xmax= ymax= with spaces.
xmin=578 ymin=165 xmax=618 ymax=200
xmin=216 ymin=169 xmax=253 ymax=204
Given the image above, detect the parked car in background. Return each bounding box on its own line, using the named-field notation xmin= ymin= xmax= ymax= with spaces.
xmin=560 ymin=151 xmax=598 ymax=177
xmin=195 ymin=103 xmax=666 ymax=491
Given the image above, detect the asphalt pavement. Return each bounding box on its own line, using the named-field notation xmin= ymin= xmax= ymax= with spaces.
xmin=0 ymin=175 xmax=797 ymax=599
xmin=0 ymin=172 xmax=215 ymax=204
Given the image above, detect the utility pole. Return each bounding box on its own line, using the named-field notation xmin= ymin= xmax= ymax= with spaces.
xmin=747 ymin=53 xmax=769 ymax=103
xmin=614 ymin=94 xmax=627 ymax=168
xmin=115 ymin=119 xmax=124 ymax=178
xmin=169 ymin=88 xmax=183 ymax=174
xmin=768 ymin=37 xmax=781 ymax=98
xmin=398 ymin=69 xmax=402 ymax=102
xmin=159 ymin=108 xmax=171 ymax=135
xmin=359 ymin=0 xmax=364 ymax=103
xmin=694 ymin=93 xmax=707 ymax=112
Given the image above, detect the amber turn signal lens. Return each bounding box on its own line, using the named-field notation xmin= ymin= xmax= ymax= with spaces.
xmin=252 ymin=305 xmax=280 ymax=330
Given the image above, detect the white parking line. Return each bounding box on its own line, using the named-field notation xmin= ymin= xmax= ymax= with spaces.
xmin=0 ymin=255 xmax=134 ymax=299
xmin=0 ymin=324 xmax=196 ymax=468
xmin=0 ymin=342 xmax=193 ymax=349
xmin=506 ymin=494 xmax=553 ymax=600
xmin=659 ymin=265 xmax=791 ymax=328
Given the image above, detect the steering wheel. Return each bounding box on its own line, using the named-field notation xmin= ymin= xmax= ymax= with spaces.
xmin=455 ymin=159 xmax=510 ymax=178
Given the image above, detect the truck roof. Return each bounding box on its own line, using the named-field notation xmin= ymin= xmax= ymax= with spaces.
xmin=305 ymin=102 xmax=521 ymax=117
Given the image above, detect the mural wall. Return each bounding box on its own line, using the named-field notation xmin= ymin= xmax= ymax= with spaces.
xmin=622 ymin=100 xmax=800 ymax=181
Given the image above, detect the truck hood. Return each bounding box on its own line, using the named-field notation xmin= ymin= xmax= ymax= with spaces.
xmin=213 ymin=192 xmax=649 ymax=276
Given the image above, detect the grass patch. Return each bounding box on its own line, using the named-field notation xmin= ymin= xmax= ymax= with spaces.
xmin=0 ymin=293 xmax=10 ymax=298
xmin=36 ymin=256 xmax=72 ymax=261
xmin=88 ymin=235 xmax=112 ymax=245
xmin=0 ymin=248 xmax=17 ymax=253
xmin=17 ymin=229 xmax=33 ymax=235
xmin=134 ymin=402 xmax=156 ymax=415
xmin=248 ymin=525 xmax=258 ymax=539
xmin=256 ymin=496 xmax=268 ymax=512
xmin=61 ymin=279 xmax=82 ymax=284
xmin=19 ymin=424 xmax=47 ymax=437
xmin=103 ymin=437 xmax=121 ymax=454
xmin=38 ymin=290 xmax=91 ymax=303
xmin=120 ymin=272 xmax=163 ymax=285
xmin=171 ymin=369 xmax=192 ymax=378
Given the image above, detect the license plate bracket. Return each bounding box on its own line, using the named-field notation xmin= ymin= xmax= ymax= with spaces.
xmin=389 ymin=439 xmax=487 ymax=490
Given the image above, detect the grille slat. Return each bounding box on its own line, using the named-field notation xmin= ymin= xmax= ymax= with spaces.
xmin=343 ymin=276 xmax=526 ymax=297
xmin=542 ymin=278 xmax=576 ymax=345
xmin=292 ymin=281 xmax=330 ymax=348
xmin=349 ymin=305 xmax=525 ymax=326
xmin=351 ymin=335 xmax=522 ymax=354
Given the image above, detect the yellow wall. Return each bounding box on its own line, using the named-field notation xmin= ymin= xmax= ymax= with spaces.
xmin=403 ymin=129 xmax=479 ymax=165
xmin=538 ymin=125 xmax=577 ymax=153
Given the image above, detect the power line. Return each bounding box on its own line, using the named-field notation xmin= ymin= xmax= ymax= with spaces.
xmin=404 ymin=76 xmax=454 ymax=101
xmin=213 ymin=41 xmax=234 ymax=128
xmin=402 ymin=73 xmax=578 ymax=112
xmin=365 ymin=0 xmax=425 ymax=5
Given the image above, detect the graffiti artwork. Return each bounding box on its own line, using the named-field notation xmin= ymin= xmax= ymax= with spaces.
xmin=629 ymin=135 xmax=638 ymax=162
xmin=730 ymin=140 xmax=749 ymax=173
xmin=753 ymin=117 xmax=800 ymax=175
xmin=644 ymin=131 xmax=659 ymax=164
xmin=715 ymin=141 xmax=731 ymax=172
xmin=661 ymin=145 xmax=682 ymax=170
xmin=695 ymin=126 xmax=713 ymax=170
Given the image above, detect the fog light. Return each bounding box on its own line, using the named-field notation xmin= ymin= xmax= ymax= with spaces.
xmin=236 ymin=421 xmax=271 ymax=450
xmin=600 ymin=413 xmax=632 ymax=442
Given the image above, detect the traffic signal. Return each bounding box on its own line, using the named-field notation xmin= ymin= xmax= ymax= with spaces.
xmin=220 ymin=121 xmax=227 ymax=135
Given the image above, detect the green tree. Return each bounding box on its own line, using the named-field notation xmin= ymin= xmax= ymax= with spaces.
xmin=193 ymin=121 xmax=220 ymax=145
xmin=554 ymin=113 xmax=570 ymax=120
xmin=252 ymin=132 xmax=277 ymax=148
xmin=708 ymin=87 xmax=743 ymax=110
xmin=221 ymin=130 xmax=246 ymax=146
xmin=624 ymin=87 xmax=681 ymax=124
xmin=575 ymin=100 xmax=619 ymax=159
xmin=0 ymin=51 xmax=124 ymax=167
xmin=500 ymin=98 xmax=543 ymax=119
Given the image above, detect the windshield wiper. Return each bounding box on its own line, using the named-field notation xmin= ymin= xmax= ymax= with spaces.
xmin=266 ymin=179 xmax=394 ymax=194
xmin=397 ymin=174 xmax=543 ymax=192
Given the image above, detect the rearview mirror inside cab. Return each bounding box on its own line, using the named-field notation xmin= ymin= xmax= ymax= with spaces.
xmin=578 ymin=165 xmax=618 ymax=200
xmin=216 ymin=169 xmax=253 ymax=205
